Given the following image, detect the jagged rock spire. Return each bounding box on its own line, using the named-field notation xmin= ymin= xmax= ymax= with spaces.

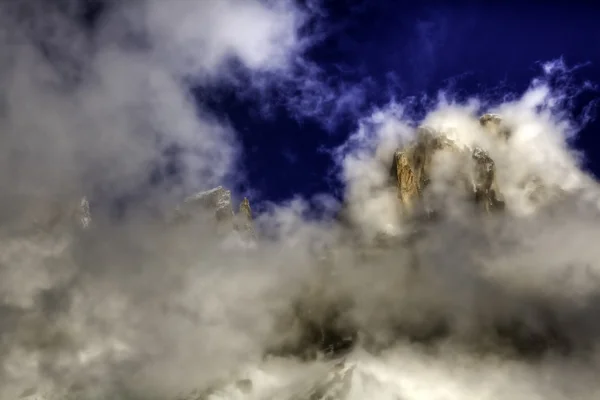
xmin=175 ymin=186 xmax=234 ymax=222
xmin=390 ymin=128 xmax=459 ymax=216
xmin=170 ymin=186 xmax=256 ymax=242
xmin=390 ymin=115 xmax=506 ymax=218
xmin=235 ymin=197 xmax=256 ymax=240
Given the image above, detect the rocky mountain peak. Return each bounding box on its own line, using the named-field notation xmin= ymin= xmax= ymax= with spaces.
xmin=169 ymin=186 xmax=256 ymax=242
xmin=390 ymin=113 xmax=507 ymax=219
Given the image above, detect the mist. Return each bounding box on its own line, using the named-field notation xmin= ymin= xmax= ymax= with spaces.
xmin=1 ymin=1 xmax=600 ymax=399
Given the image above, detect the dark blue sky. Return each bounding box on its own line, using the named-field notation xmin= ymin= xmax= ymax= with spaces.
xmin=197 ymin=2 xmax=600 ymax=211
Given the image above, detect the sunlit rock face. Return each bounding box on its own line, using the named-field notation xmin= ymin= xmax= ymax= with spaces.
xmin=389 ymin=114 xmax=508 ymax=219
xmin=234 ymin=197 xmax=257 ymax=241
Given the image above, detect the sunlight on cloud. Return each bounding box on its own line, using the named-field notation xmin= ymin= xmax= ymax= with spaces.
xmin=1 ymin=0 xmax=600 ymax=399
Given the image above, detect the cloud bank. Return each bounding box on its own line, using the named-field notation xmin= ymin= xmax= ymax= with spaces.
xmin=1 ymin=1 xmax=600 ymax=400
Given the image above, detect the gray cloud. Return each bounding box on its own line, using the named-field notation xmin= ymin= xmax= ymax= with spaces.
xmin=1 ymin=1 xmax=600 ymax=399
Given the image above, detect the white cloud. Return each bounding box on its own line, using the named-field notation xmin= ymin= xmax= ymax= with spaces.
xmin=0 ymin=0 xmax=308 ymax=214
xmin=1 ymin=0 xmax=600 ymax=398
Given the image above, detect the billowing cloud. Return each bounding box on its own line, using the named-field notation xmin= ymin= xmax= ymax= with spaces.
xmin=1 ymin=1 xmax=600 ymax=399
xmin=0 ymin=0 xmax=308 ymax=218
xmin=0 ymin=0 xmax=315 ymax=397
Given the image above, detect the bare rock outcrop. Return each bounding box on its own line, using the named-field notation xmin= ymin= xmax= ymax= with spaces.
xmin=168 ymin=186 xmax=256 ymax=242
xmin=171 ymin=186 xmax=235 ymax=224
xmin=389 ymin=114 xmax=508 ymax=219
xmin=234 ymin=197 xmax=256 ymax=240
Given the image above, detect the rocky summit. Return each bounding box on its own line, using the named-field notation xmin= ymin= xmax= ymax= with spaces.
xmin=390 ymin=114 xmax=507 ymax=218
xmin=169 ymin=186 xmax=257 ymax=243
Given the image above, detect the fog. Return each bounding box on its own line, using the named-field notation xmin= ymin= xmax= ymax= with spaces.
xmin=1 ymin=1 xmax=600 ymax=399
